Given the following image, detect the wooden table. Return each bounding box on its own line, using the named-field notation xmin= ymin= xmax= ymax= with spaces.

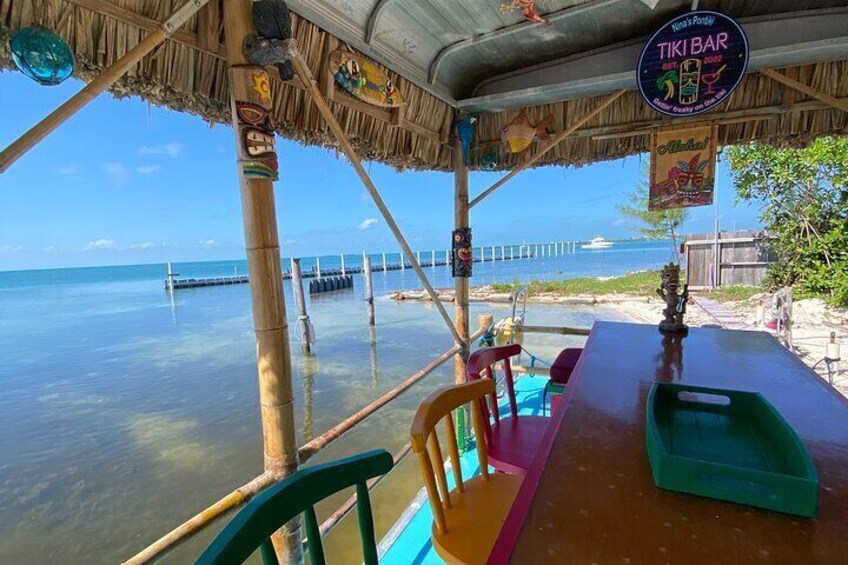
xmin=489 ymin=322 xmax=848 ymax=564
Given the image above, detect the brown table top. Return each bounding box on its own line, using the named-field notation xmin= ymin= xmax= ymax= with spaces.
xmin=490 ymin=321 xmax=848 ymax=565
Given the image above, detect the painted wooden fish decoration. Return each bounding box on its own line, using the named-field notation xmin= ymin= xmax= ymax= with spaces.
xmin=455 ymin=115 xmax=477 ymax=166
xmin=501 ymin=0 xmax=549 ymax=25
xmin=501 ymin=113 xmax=553 ymax=154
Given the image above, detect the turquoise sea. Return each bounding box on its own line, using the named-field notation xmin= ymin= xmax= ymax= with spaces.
xmin=0 ymin=240 xmax=673 ymax=563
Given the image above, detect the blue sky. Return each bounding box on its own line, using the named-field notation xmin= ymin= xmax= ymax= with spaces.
xmin=0 ymin=71 xmax=760 ymax=271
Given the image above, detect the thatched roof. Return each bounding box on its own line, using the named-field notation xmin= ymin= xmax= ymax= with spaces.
xmin=1 ymin=0 xmax=847 ymax=172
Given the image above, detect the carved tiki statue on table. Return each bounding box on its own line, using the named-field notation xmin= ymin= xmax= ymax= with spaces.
xmin=657 ymin=262 xmax=689 ymax=332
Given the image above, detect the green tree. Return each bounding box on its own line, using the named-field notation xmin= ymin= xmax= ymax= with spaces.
xmin=617 ymin=171 xmax=688 ymax=263
xmin=726 ymin=137 xmax=848 ymax=305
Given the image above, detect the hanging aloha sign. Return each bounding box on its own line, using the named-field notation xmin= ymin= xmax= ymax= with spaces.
xmin=638 ymin=11 xmax=748 ymax=116
xmin=452 ymin=228 xmax=473 ymax=278
xmin=649 ymin=124 xmax=717 ymax=210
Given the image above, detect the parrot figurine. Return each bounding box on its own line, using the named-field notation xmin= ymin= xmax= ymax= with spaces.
xmin=455 ymin=115 xmax=478 ymax=166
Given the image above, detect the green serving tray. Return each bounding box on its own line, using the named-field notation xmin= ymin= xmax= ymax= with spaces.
xmin=646 ymin=383 xmax=818 ymax=517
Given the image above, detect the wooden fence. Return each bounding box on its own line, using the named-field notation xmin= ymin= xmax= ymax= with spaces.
xmin=684 ymin=231 xmax=776 ymax=289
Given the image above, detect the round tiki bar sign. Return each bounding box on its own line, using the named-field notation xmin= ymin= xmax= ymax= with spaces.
xmin=638 ymin=11 xmax=748 ymax=116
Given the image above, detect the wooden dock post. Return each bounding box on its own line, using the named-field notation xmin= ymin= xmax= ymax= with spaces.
xmin=316 ymin=256 xmax=322 ymax=278
xmin=291 ymin=259 xmax=312 ymax=355
xmin=501 ymin=246 xmax=505 ymax=260
xmin=382 ymin=252 xmax=387 ymax=272
xmin=222 ymin=0 xmax=300 ymax=560
xmin=510 ymin=246 xmax=514 ymax=260
xmin=431 ymin=249 xmax=436 ymax=267
xmin=400 ymin=251 xmax=405 ymax=271
xmin=481 ymin=247 xmax=486 ymax=262
xmin=340 ymin=253 xmax=346 ymax=276
xmin=364 ymin=255 xmax=375 ymax=326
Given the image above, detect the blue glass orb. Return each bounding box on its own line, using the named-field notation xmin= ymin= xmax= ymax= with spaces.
xmin=10 ymin=26 xmax=74 ymax=86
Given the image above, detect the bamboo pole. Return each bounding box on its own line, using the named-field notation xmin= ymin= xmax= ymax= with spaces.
xmin=287 ymin=49 xmax=464 ymax=346
xmin=222 ymin=1 xmax=299 ymax=561
xmin=759 ymin=68 xmax=848 ymax=113
xmin=291 ymin=258 xmax=312 ymax=355
xmin=364 ymin=255 xmax=375 ymax=326
xmin=468 ymin=90 xmax=625 ymax=208
xmin=0 ymin=0 xmax=209 ymax=173
xmin=453 ymin=137 xmax=471 ymax=390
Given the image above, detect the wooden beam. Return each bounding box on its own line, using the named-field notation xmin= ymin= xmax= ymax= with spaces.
xmin=289 ymin=47 xmax=465 ymax=346
xmin=0 ymin=0 xmax=209 ymax=174
xmin=781 ymin=67 xmax=798 ymax=110
xmin=223 ymin=0 xmax=300 ymax=561
xmin=760 ymin=68 xmax=848 ymax=113
xmin=468 ymin=89 xmax=625 ymax=208
xmin=196 ymin=0 xmax=221 ymax=53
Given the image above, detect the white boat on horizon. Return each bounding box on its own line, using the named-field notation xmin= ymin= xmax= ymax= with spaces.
xmin=581 ymin=237 xmax=615 ymax=250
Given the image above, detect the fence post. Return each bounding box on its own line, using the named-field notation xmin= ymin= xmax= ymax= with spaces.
xmin=364 ymin=255 xmax=375 ymax=326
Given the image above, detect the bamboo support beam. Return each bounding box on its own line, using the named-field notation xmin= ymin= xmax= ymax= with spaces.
xmin=287 ymin=48 xmax=464 ymax=346
xmin=122 ymin=321 xmax=491 ymax=564
xmin=0 ymin=0 xmax=209 ymax=174
xmin=223 ymin=1 xmax=299 ymax=561
xmin=454 ymin=136 xmax=470 ymax=387
xmin=468 ymin=89 xmax=625 ymax=208
xmin=759 ymin=68 xmax=848 ymax=113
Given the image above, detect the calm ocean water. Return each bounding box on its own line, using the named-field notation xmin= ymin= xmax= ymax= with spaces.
xmin=0 ymin=241 xmax=672 ymax=563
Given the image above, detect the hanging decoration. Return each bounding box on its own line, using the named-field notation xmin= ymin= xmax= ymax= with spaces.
xmin=480 ymin=150 xmax=498 ymax=171
xmin=232 ymin=69 xmax=279 ymax=181
xmin=452 ymin=228 xmax=473 ymax=278
xmin=500 ymin=0 xmax=550 ymax=25
xmin=649 ymin=124 xmax=717 ymax=210
xmin=248 ymin=0 xmax=295 ymax=81
xmin=454 ymin=115 xmax=477 ymax=166
xmin=638 ymin=11 xmax=748 ymax=116
xmin=501 ymin=113 xmax=552 ymax=154
xmin=329 ymin=50 xmax=406 ymax=108
xmin=10 ymin=26 xmax=74 ymax=86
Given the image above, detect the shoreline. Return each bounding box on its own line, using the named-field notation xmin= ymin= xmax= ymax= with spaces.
xmin=391 ymin=285 xmax=847 ymax=399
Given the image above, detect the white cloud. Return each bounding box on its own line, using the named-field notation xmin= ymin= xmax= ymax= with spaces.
xmin=199 ymin=239 xmax=218 ymax=247
xmin=139 ymin=142 xmax=184 ymax=159
xmin=42 ymin=245 xmax=57 ymax=252
xmin=129 ymin=242 xmax=156 ymax=250
xmin=102 ymin=161 xmax=128 ymax=184
xmin=85 ymin=239 xmax=118 ymax=251
xmin=136 ymin=165 xmax=162 ymax=175
xmin=358 ymin=218 xmax=379 ymax=230
xmin=0 ymin=244 xmax=23 ymax=254
xmin=282 ymin=239 xmax=298 ymax=245
xmin=58 ymin=165 xmax=80 ymax=175
xmin=612 ymin=218 xmax=629 ymax=226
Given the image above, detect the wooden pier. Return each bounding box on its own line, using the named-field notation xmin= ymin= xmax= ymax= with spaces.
xmin=161 ymin=242 xmax=580 ymax=291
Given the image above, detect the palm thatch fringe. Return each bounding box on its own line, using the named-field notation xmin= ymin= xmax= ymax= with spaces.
xmin=2 ymin=0 xmax=847 ymax=172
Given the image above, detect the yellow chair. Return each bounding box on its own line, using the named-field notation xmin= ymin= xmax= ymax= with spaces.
xmin=410 ymin=380 xmax=523 ymax=565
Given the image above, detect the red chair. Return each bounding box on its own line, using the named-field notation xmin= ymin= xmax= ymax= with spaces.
xmin=467 ymin=344 xmax=551 ymax=476
xmin=543 ymin=347 xmax=583 ymax=414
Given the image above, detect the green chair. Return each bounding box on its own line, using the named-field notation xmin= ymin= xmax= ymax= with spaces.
xmin=196 ymin=449 xmax=393 ymax=565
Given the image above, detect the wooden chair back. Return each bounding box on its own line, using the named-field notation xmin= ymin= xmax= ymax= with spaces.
xmin=195 ymin=449 xmax=393 ymax=565
xmin=410 ymin=379 xmax=495 ymax=534
xmin=468 ymin=344 xmax=522 ymax=430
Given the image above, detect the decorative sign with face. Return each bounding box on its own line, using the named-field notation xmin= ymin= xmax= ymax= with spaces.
xmin=452 ymin=228 xmax=473 ymax=278
xmin=230 ymin=67 xmax=279 ymax=181
xmin=649 ymin=124 xmax=717 ymax=210
xmin=638 ymin=11 xmax=748 ymax=116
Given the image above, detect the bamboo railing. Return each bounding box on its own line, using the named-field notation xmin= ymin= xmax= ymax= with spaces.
xmin=123 ymin=319 xmax=491 ymax=565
